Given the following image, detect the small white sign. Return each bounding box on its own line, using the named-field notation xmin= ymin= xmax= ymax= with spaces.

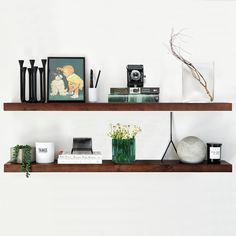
xmin=210 ymin=147 xmax=221 ymax=160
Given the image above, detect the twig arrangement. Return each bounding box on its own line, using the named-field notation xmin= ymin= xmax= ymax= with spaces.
xmin=169 ymin=29 xmax=213 ymax=102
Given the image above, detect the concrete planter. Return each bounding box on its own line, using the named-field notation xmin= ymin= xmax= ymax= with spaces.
xmin=10 ymin=147 xmax=35 ymax=163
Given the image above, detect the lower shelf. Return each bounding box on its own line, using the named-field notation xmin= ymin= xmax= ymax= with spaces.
xmin=4 ymin=160 xmax=232 ymax=172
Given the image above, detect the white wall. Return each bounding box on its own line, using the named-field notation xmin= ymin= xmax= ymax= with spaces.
xmin=0 ymin=0 xmax=236 ymax=235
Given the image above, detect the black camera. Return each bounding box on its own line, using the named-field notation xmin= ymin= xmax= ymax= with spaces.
xmin=127 ymin=65 xmax=145 ymax=87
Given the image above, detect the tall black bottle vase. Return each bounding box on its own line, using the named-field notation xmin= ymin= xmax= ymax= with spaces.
xmin=39 ymin=68 xmax=45 ymax=102
xmin=21 ymin=67 xmax=27 ymax=102
xmin=40 ymin=59 xmax=47 ymax=102
xmin=29 ymin=60 xmax=35 ymax=102
xmin=27 ymin=68 xmax=33 ymax=102
xmin=19 ymin=60 xmax=26 ymax=102
xmin=32 ymin=66 xmax=38 ymax=102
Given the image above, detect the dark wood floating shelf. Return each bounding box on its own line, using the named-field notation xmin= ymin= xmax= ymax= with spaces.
xmin=4 ymin=160 xmax=232 ymax=173
xmin=3 ymin=102 xmax=232 ymax=111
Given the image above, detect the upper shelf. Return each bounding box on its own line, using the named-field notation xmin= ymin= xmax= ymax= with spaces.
xmin=3 ymin=102 xmax=232 ymax=111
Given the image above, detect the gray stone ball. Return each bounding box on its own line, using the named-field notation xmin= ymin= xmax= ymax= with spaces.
xmin=177 ymin=136 xmax=206 ymax=164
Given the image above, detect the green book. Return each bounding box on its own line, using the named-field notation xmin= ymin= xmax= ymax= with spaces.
xmin=108 ymin=94 xmax=159 ymax=103
xmin=108 ymin=94 xmax=128 ymax=103
xmin=110 ymin=88 xmax=129 ymax=95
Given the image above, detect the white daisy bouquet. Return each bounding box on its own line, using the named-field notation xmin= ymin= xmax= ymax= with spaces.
xmin=108 ymin=123 xmax=141 ymax=140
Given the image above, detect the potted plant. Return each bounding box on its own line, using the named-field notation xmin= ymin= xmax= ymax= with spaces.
xmin=108 ymin=123 xmax=141 ymax=164
xmin=10 ymin=145 xmax=34 ymax=178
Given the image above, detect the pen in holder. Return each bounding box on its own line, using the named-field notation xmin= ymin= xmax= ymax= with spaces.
xmin=88 ymin=69 xmax=101 ymax=103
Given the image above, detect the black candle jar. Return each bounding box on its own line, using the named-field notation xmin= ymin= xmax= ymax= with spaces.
xmin=207 ymin=143 xmax=222 ymax=164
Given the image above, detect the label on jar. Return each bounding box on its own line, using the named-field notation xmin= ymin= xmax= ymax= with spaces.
xmin=210 ymin=147 xmax=221 ymax=159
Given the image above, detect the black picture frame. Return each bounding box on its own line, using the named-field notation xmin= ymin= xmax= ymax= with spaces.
xmin=47 ymin=57 xmax=85 ymax=102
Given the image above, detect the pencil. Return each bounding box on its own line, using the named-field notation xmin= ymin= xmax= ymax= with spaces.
xmin=90 ymin=69 xmax=94 ymax=88
xmin=95 ymin=70 xmax=101 ymax=88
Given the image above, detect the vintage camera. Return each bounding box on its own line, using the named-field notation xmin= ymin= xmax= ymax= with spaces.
xmin=127 ymin=65 xmax=145 ymax=87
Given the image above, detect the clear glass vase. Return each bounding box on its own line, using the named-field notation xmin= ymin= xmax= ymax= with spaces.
xmin=182 ymin=62 xmax=214 ymax=102
xmin=112 ymin=138 xmax=135 ymax=164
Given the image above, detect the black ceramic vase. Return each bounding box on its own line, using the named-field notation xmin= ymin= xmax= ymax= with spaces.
xmin=28 ymin=68 xmax=34 ymax=102
xmin=40 ymin=59 xmax=47 ymax=102
xmin=19 ymin=60 xmax=26 ymax=102
xmin=32 ymin=66 xmax=38 ymax=102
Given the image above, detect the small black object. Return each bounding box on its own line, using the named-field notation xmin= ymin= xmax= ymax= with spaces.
xmin=71 ymin=138 xmax=93 ymax=154
xmin=127 ymin=65 xmax=145 ymax=88
xmin=29 ymin=59 xmax=35 ymax=69
xmin=207 ymin=143 xmax=222 ymax=164
xmin=42 ymin=59 xmax=47 ymax=68
xmin=19 ymin=60 xmax=24 ymax=68
xmin=161 ymin=112 xmax=178 ymax=162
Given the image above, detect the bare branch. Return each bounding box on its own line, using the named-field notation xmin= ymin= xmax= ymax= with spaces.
xmin=169 ymin=30 xmax=213 ymax=102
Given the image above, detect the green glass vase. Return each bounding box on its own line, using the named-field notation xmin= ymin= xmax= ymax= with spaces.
xmin=112 ymin=138 xmax=135 ymax=164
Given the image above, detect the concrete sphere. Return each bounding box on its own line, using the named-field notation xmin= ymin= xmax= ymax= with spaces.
xmin=177 ymin=136 xmax=206 ymax=164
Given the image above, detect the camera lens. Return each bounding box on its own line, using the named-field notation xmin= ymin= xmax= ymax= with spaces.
xmin=131 ymin=70 xmax=141 ymax=81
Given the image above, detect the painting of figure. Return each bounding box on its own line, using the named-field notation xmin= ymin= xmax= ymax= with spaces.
xmin=47 ymin=57 xmax=85 ymax=102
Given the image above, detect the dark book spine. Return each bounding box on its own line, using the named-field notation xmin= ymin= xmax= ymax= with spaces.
xmin=141 ymin=87 xmax=160 ymax=94
xmin=110 ymin=88 xmax=129 ymax=95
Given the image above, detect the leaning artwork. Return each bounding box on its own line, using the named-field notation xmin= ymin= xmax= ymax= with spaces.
xmin=47 ymin=57 xmax=85 ymax=102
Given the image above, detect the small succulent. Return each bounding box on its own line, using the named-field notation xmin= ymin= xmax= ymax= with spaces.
xmin=12 ymin=145 xmax=32 ymax=178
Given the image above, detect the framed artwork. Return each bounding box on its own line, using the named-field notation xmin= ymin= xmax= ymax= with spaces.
xmin=47 ymin=57 xmax=85 ymax=102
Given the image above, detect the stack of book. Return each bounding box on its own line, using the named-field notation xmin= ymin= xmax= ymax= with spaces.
xmin=58 ymin=151 xmax=102 ymax=164
xmin=108 ymin=87 xmax=160 ymax=103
